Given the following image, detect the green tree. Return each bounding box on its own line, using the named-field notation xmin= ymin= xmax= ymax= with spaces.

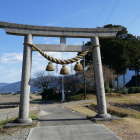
xmin=101 ymin=24 xmax=140 ymax=75
xmin=82 ymin=24 xmax=140 ymax=76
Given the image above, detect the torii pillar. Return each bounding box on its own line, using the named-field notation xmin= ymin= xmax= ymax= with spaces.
xmin=0 ymin=21 xmax=122 ymax=123
xmin=92 ymin=36 xmax=111 ymax=118
xmin=15 ymin=34 xmax=33 ymax=123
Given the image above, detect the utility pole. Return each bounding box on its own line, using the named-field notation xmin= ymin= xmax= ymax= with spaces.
xmin=61 ymin=75 xmax=65 ymax=102
xmin=83 ymin=41 xmax=86 ymax=99
xmin=60 ymin=37 xmax=66 ymax=103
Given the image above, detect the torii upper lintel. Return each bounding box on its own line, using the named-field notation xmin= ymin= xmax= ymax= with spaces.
xmin=0 ymin=21 xmax=122 ymax=38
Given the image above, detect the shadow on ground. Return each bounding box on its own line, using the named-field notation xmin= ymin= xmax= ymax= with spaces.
xmin=30 ymin=99 xmax=59 ymax=105
xmin=0 ymin=102 xmax=19 ymax=109
xmin=38 ymin=118 xmax=89 ymax=122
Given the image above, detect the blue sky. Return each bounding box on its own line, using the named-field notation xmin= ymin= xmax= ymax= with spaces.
xmin=0 ymin=0 xmax=140 ymax=83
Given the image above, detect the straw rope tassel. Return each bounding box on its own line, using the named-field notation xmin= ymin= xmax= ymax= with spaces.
xmin=60 ymin=65 xmax=69 ymax=75
xmin=74 ymin=62 xmax=83 ymax=71
xmin=46 ymin=62 xmax=55 ymax=71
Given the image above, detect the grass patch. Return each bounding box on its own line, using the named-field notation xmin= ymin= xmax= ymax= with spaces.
xmin=30 ymin=94 xmax=42 ymax=99
xmin=101 ymin=118 xmax=140 ymax=140
xmin=107 ymin=105 xmax=140 ymax=118
xmin=29 ymin=114 xmax=38 ymax=120
xmin=66 ymin=93 xmax=96 ymax=101
xmin=89 ymin=102 xmax=140 ymax=119
xmin=0 ymin=117 xmax=17 ymax=135
xmin=30 ymin=98 xmax=48 ymax=104
xmin=30 ymin=98 xmax=44 ymax=103
xmin=0 ymin=119 xmax=13 ymax=127
xmin=0 ymin=95 xmax=20 ymax=97
xmin=106 ymin=93 xmax=140 ymax=102
xmin=65 ymin=103 xmax=97 ymax=117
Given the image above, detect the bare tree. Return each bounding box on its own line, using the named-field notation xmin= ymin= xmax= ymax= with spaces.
xmin=83 ymin=63 xmax=115 ymax=92
xmin=64 ymin=74 xmax=80 ymax=94
xmin=85 ymin=63 xmax=96 ymax=91
xmin=31 ymin=71 xmax=55 ymax=90
xmin=102 ymin=65 xmax=115 ymax=86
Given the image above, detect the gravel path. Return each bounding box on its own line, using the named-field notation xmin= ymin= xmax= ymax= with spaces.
xmin=0 ymin=108 xmax=19 ymax=121
xmin=0 ymin=128 xmax=31 ymax=140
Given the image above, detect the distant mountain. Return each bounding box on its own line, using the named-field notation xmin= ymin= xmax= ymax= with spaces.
xmin=0 ymin=83 xmax=10 ymax=87
xmin=0 ymin=81 xmax=39 ymax=93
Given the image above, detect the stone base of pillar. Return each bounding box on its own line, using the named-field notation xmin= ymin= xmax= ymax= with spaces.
xmin=14 ymin=118 xmax=32 ymax=123
xmin=61 ymin=100 xmax=66 ymax=103
xmin=88 ymin=113 xmax=121 ymax=121
xmin=88 ymin=114 xmax=120 ymax=122
xmin=95 ymin=113 xmax=111 ymax=118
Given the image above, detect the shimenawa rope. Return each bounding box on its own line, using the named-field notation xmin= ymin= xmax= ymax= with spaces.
xmin=23 ymin=43 xmax=99 ymax=64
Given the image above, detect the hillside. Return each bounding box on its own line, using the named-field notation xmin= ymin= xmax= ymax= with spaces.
xmin=0 ymin=81 xmax=39 ymax=93
xmin=0 ymin=83 xmax=10 ymax=87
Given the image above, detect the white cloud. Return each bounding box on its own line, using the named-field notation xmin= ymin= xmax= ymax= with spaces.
xmin=62 ymin=52 xmax=77 ymax=60
xmin=33 ymin=51 xmax=63 ymax=61
xmin=0 ymin=66 xmax=22 ymax=83
xmin=31 ymin=61 xmax=47 ymax=75
xmin=1 ymin=53 xmax=23 ymax=63
xmin=6 ymin=67 xmax=21 ymax=77
xmin=47 ymin=52 xmax=62 ymax=59
xmin=33 ymin=52 xmax=46 ymax=61
xmin=44 ymin=37 xmax=60 ymax=44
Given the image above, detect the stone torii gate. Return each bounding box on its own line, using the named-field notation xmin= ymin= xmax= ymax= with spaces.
xmin=0 ymin=21 xmax=122 ymax=123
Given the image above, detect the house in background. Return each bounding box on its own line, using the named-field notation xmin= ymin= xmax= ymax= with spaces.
xmin=125 ymin=75 xmax=140 ymax=88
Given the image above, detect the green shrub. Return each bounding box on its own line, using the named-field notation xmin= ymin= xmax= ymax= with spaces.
xmin=40 ymin=88 xmax=63 ymax=100
xmin=114 ymin=87 xmax=128 ymax=94
xmin=105 ymin=88 xmax=114 ymax=93
xmin=128 ymin=87 xmax=140 ymax=94
xmin=41 ymin=88 xmax=53 ymax=99
xmin=53 ymin=92 xmax=62 ymax=100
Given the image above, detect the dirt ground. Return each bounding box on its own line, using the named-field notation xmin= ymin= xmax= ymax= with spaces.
xmin=102 ymin=118 xmax=140 ymax=140
xmin=0 ymin=94 xmax=40 ymax=111
xmin=0 ymin=95 xmax=20 ymax=112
